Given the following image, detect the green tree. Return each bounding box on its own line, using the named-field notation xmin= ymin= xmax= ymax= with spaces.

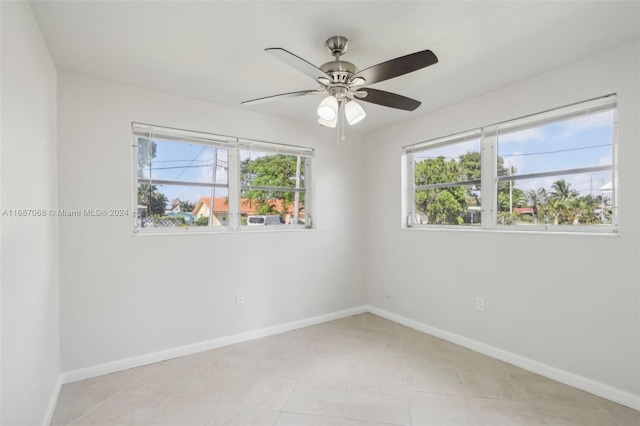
xmin=458 ymin=151 xmax=482 ymax=206
xmin=137 ymin=138 xmax=157 ymax=178
xmin=136 ymin=138 xmax=166 ymax=215
xmin=549 ymin=179 xmax=579 ymax=203
xmin=413 ymin=152 xmax=517 ymax=225
xmin=178 ymin=199 xmax=195 ymax=213
xmin=241 ymin=154 xmax=304 ymax=216
xmin=497 ymin=187 xmax=524 ymax=216
xmin=193 ymin=216 xmax=209 ymax=226
xmin=414 ymin=156 xmax=467 ymax=224
xmin=427 ymin=191 xmax=464 ymax=225
xmin=138 ymin=184 xmax=168 ymax=215
xmin=521 ymin=188 xmax=548 ymax=224
xmin=548 ymin=179 xmax=579 ymax=224
xmin=458 ymin=151 xmax=481 ymax=181
xmin=496 ymin=159 xmax=517 ymax=216
xmin=571 ymin=194 xmax=604 ymax=225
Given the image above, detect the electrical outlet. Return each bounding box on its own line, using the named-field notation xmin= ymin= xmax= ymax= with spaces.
xmin=476 ymin=297 xmax=485 ymax=312
xmin=236 ymin=292 xmax=245 ymax=305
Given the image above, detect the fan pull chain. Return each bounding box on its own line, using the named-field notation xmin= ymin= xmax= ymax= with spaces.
xmin=341 ymin=106 xmax=345 ymax=142
xmin=336 ymin=102 xmax=341 ymax=144
xmin=336 ymin=101 xmax=346 ymax=144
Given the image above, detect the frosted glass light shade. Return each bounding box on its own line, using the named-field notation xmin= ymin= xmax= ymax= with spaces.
xmin=317 ymin=95 xmax=338 ymax=121
xmin=318 ymin=116 xmax=337 ymax=128
xmin=345 ymin=100 xmax=366 ymax=125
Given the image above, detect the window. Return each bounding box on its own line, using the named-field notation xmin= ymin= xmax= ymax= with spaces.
xmin=133 ymin=124 xmax=313 ymax=234
xmin=403 ymin=95 xmax=617 ymax=233
xmin=407 ymin=131 xmax=482 ymax=226
xmin=239 ymin=146 xmax=308 ymax=227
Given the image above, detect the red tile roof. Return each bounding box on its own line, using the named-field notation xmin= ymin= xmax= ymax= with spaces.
xmin=193 ymin=197 xmax=302 ymax=215
xmin=514 ymin=207 xmax=534 ymax=214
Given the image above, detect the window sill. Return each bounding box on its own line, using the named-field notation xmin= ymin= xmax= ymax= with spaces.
xmin=133 ymin=226 xmax=312 ymax=237
xmin=403 ymin=225 xmax=619 ymax=237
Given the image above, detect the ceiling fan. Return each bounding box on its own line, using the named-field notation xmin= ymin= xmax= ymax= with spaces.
xmin=242 ymin=36 xmax=438 ymax=129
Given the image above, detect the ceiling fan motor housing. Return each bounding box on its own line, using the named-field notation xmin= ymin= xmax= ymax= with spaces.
xmin=320 ymin=60 xmax=358 ymax=84
xmin=321 ymin=36 xmax=359 ymax=85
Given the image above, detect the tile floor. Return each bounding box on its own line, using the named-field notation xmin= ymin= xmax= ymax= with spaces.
xmin=51 ymin=313 xmax=640 ymax=425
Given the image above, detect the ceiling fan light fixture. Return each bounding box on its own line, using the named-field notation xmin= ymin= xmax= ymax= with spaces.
xmin=318 ymin=116 xmax=337 ymax=128
xmin=345 ymin=100 xmax=366 ymax=125
xmin=317 ymin=95 xmax=338 ymax=121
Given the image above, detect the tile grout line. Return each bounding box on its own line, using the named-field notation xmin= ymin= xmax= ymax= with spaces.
xmin=65 ymin=389 xmax=125 ymax=426
xmin=53 ymin=313 xmax=638 ymax=425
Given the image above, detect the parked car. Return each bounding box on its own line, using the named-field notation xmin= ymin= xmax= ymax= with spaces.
xmin=247 ymin=215 xmax=283 ymax=226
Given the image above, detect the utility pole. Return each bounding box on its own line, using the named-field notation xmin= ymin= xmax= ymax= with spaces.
xmin=208 ymin=148 xmax=218 ymax=226
xmin=293 ymin=156 xmax=301 ymax=225
xmin=509 ymin=161 xmax=513 ymax=215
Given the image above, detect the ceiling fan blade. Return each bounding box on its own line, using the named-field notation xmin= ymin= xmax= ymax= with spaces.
xmin=349 ymin=50 xmax=438 ymax=86
xmin=266 ymin=48 xmax=331 ymax=82
xmin=242 ymin=90 xmax=323 ymax=106
xmin=354 ymin=88 xmax=421 ymax=111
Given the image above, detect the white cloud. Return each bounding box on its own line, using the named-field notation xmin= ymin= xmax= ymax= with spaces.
xmin=498 ymin=127 xmax=544 ymax=144
xmin=598 ymin=154 xmax=613 ymax=166
xmin=559 ymin=110 xmax=613 ymax=137
xmin=504 ymin=151 xmax=526 ymax=175
xmin=413 ymin=139 xmax=481 ymax=162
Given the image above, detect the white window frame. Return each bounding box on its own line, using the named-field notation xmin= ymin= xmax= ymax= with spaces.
xmin=132 ymin=123 xmax=313 ymax=235
xmin=402 ymin=95 xmax=618 ymax=234
xmin=237 ymin=140 xmax=311 ymax=230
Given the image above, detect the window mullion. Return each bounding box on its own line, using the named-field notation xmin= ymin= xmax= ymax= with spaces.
xmin=228 ymin=147 xmax=240 ymax=230
xmin=611 ymin=107 xmax=618 ymax=228
xmin=480 ymin=129 xmax=497 ymax=229
xmin=304 ymin=157 xmax=312 ymax=228
xmin=401 ymin=151 xmax=415 ymax=227
xmin=132 ymin=136 xmax=140 ymax=232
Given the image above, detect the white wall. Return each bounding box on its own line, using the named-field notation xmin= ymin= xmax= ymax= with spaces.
xmin=5 ymin=2 xmax=636 ymax=418
xmin=57 ymin=74 xmax=366 ymax=372
xmin=364 ymin=42 xmax=640 ymax=403
xmin=1 ymin=2 xmax=61 ymax=425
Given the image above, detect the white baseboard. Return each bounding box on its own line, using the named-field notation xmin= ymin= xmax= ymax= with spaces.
xmin=59 ymin=303 xmax=639 ymax=411
xmin=366 ymin=305 xmax=640 ymax=411
xmin=43 ymin=374 xmax=63 ymax=426
xmin=61 ymin=305 xmax=366 ymax=384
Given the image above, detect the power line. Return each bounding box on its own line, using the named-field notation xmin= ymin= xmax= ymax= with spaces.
xmin=173 ymin=146 xmax=207 ymax=180
xmin=414 ymin=143 xmax=611 ymax=161
xmin=500 ymin=143 xmax=611 ymax=158
xmin=153 ymin=158 xmax=212 ymax=163
xmin=153 ymin=164 xmax=213 ymax=170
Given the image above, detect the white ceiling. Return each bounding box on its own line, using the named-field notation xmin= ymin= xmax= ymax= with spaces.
xmin=30 ymin=1 xmax=639 ymax=133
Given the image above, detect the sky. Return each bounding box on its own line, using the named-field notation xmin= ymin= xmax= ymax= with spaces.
xmin=412 ymin=109 xmax=614 ymax=200
xmin=498 ymin=109 xmax=613 ymax=196
xmin=138 ymin=139 xmax=230 ymax=206
xmin=138 ymin=141 xmax=293 ymax=207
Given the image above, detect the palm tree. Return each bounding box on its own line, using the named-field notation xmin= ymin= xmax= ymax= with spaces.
xmin=549 ymin=179 xmax=579 ymax=203
xmin=549 ymin=179 xmax=579 ymax=224
xmin=570 ymin=194 xmax=602 ymax=224
xmin=137 ymin=184 xmax=168 ymax=215
xmin=522 ymin=188 xmax=548 ymax=224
